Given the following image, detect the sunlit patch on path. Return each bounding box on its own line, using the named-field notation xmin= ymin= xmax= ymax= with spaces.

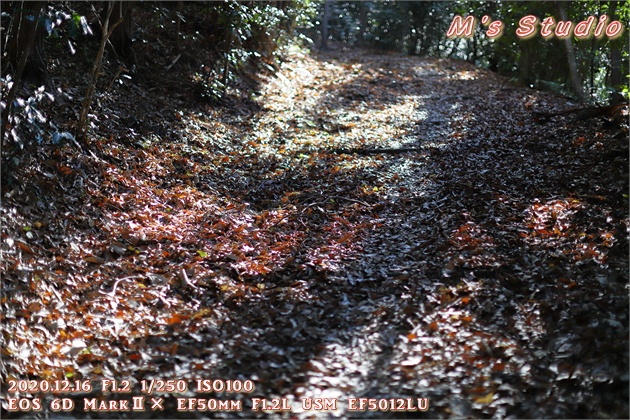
xmin=2 ymin=47 xmax=627 ymax=418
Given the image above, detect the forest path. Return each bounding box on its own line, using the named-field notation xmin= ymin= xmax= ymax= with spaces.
xmin=2 ymin=48 xmax=627 ymax=419
xmin=234 ymin=49 xmax=628 ymax=418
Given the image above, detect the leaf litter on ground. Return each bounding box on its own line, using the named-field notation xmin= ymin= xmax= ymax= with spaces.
xmin=1 ymin=44 xmax=628 ymax=418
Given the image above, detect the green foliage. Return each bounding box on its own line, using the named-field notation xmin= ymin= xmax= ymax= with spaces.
xmin=312 ymin=1 xmax=453 ymax=54
xmin=1 ymin=2 xmax=94 ymax=177
xmin=189 ymin=0 xmax=314 ymax=100
xmin=311 ymin=1 xmax=628 ymax=103
xmin=449 ymin=1 xmax=629 ymax=102
xmin=0 ymin=79 xmax=54 ymax=157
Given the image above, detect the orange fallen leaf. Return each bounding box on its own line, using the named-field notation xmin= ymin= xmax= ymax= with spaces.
xmin=336 ymin=232 xmax=353 ymax=244
xmin=84 ymin=256 xmax=105 ymax=264
xmin=16 ymin=241 xmax=34 ymax=253
xmin=170 ymin=343 xmax=179 ymax=356
xmin=166 ymin=314 xmax=189 ymax=325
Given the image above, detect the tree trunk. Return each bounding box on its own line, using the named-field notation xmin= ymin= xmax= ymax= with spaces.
xmin=468 ymin=34 xmax=477 ymax=63
xmin=555 ymin=1 xmax=584 ymax=100
xmin=408 ymin=31 xmax=418 ymax=56
xmin=174 ymin=1 xmax=183 ymax=54
xmin=321 ymin=1 xmax=331 ymax=50
xmin=518 ymin=38 xmax=535 ymax=86
xmin=357 ymin=1 xmax=368 ymax=46
xmin=407 ymin=4 xmax=426 ymax=56
xmin=4 ymin=1 xmax=48 ymax=86
xmin=103 ymin=1 xmax=135 ymax=67
xmin=78 ymin=2 xmax=124 ymax=142
xmin=608 ymin=2 xmax=623 ymax=88
xmin=609 ymin=44 xmax=622 ymax=88
xmin=1 ymin=1 xmax=46 ymax=147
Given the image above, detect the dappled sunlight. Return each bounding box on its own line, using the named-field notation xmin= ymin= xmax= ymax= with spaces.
xmin=451 ymin=70 xmax=479 ymax=81
xmin=442 ymin=220 xmax=505 ymax=278
xmin=250 ymin=53 xmax=429 ymax=159
xmin=1 ymin=0 xmax=627 ymax=418
xmin=2 ymin=40 xmax=626 ymax=420
xmin=521 ymin=198 xmax=615 ymax=265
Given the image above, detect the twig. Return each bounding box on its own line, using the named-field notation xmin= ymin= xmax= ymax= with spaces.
xmin=302 ymin=195 xmax=371 ymax=209
xmin=105 ymin=65 xmax=127 ymax=92
xmin=165 ymin=54 xmax=182 ymax=72
xmin=329 ymin=147 xmax=427 ymax=155
xmin=99 ymin=275 xmax=140 ymax=296
xmin=77 ymin=3 xmax=124 ymax=142
xmin=330 ymin=195 xmax=371 ymax=206
xmin=532 ymin=104 xmax=623 ymax=120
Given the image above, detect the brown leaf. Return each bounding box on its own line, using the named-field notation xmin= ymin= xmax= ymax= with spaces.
xmin=84 ymin=256 xmax=105 ymax=264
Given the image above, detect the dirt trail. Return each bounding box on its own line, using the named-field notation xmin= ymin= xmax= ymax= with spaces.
xmin=2 ymin=48 xmax=627 ymax=419
xmin=239 ymin=49 xmax=628 ymax=418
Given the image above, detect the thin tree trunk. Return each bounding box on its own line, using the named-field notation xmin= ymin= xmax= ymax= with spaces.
xmin=555 ymin=1 xmax=584 ymax=100
xmin=518 ymin=39 xmax=535 ymax=86
xmin=174 ymin=1 xmax=183 ymax=54
xmin=589 ymin=36 xmax=595 ymax=97
xmin=103 ymin=1 xmax=135 ymax=66
xmin=77 ymin=3 xmax=123 ymax=142
xmin=408 ymin=31 xmax=418 ymax=56
xmin=609 ymin=42 xmax=622 ymax=87
xmin=357 ymin=1 xmax=368 ymax=46
xmin=221 ymin=31 xmax=233 ymax=91
xmin=408 ymin=5 xmax=425 ymax=56
xmin=608 ymin=1 xmax=622 ymax=88
xmin=1 ymin=1 xmax=45 ymax=148
xmin=469 ymin=34 xmax=477 ymax=63
xmin=4 ymin=1 xmax=47 ymax=85
xmin=321 ymin=1 xmax=331 ymax=50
